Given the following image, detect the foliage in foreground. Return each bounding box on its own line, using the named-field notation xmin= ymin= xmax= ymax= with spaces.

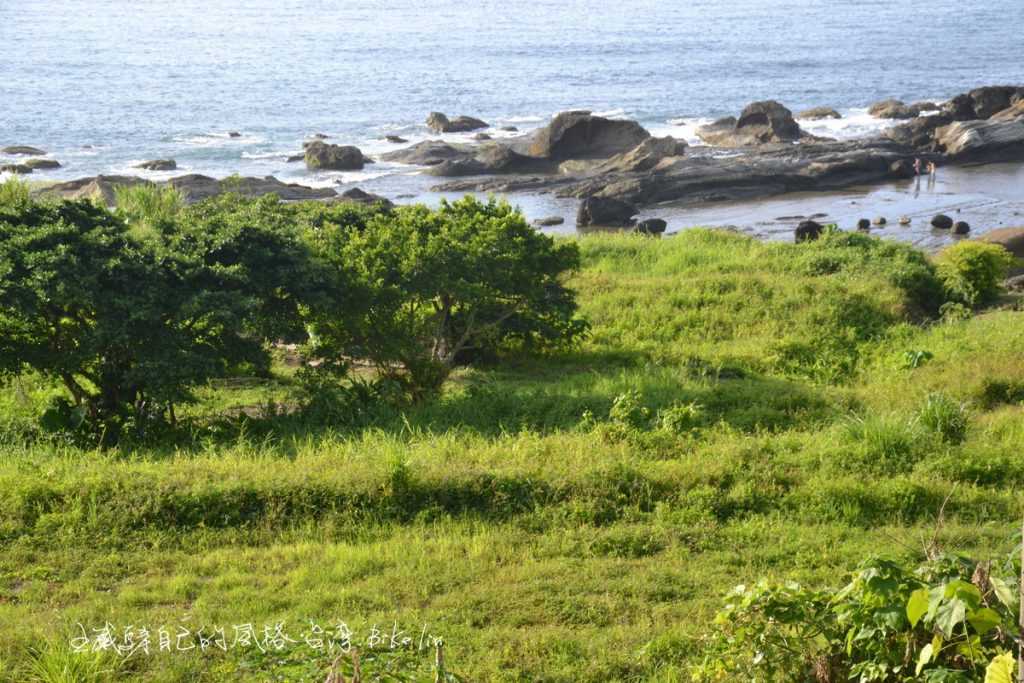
xmin=693 ymin=551 xmax=1021 ymax=682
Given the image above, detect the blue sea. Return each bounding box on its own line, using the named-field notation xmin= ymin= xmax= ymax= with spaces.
xmin=2 ymin=0 xmax=1023 ymax=223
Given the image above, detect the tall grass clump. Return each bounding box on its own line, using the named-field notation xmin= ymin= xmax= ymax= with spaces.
xmin=114 ymin=183 xmax=183 ymax=236
xmin=841 ymin=413 xmax=923 ymax=474
xmin=915 ymin=392 xmax=970 ymax=444
xmin=0 ymin=177 xmax=31 ymax=208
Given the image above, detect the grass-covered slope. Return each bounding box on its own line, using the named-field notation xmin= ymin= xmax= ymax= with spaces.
xmin=1 ymin=230 xmax=1023 ymax=681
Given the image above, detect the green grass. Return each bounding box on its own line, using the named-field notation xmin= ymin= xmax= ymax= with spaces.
xmin=1 ymin=229 xmax=1023 ymax=681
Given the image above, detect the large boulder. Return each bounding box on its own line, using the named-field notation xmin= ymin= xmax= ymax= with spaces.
xmin=170 ymin=175 xmax=337 ymax=202
xmin=978 ymin=227 xmax=1024 ymax=258
xmin=529 ymin=111 xmax=651 ymax=161
xmin=304 ymin=141 xmax=365 ymax=171
xmin=697 ymin=101 xmax=806 ymax=146
xmin=595 ymin=136 xmax=687 ymax=174
xmin=931 ymin=214 xmax=954 ymax=230
xmin=868 ymin=99 xmax=917 ymax=120
xmin=2 ymin=145 xmax=46 ymax=155
xmin=797 ymin=106 xmax=841 ymax=120
xmin=426 ymin=112 xmax=488 ymax=133
xmin=1 ymin=164 xmax=32 ymax=174
xmin=136 ymin=159 xmax=176 ymax=171
xmin=576 ymin=196 xmax=637 ymax=227
xmin=934 ymin=102 xmax=1024 ymax=162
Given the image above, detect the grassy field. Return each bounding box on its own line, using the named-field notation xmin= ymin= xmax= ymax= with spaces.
xmin=1 ymin=228 xmax=1023 ymax=681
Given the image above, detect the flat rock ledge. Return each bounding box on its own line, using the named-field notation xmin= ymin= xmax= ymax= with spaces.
xmin=31 ymin=174 xmax=339 ymax=205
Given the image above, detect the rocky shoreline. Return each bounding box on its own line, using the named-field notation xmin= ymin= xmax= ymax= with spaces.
xmin=5 ymin=84 xmax=1023 ymax=233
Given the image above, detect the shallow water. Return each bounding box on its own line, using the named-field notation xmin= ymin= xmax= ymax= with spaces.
xmin=2 ymin=0 xmax=1023 ymax=243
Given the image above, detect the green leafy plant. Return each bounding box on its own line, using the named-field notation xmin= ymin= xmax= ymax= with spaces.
xmin=693 ymin=554 xmax=1021 ymax=682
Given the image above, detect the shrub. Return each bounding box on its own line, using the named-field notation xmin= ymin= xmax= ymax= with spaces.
xmin=841 ymin=413 xmax=923 ymax=474
xmin=308 ymin=196 xmax=586 ymax=391
xmin=0 ymin=194 xmax=322 ymax=440
xmin=936 ymin=241 xmax=1014 ymax=307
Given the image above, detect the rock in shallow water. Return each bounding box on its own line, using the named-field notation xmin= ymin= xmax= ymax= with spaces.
xmin=426 ymin=112 xmax=488 ymax=133
xmin=932 ymin=214 xmax=954 ymax=230
xmin=136 ymin=159 xmax=176 ymax=171
xmin=634 ymin=218 xmax=667 ymax=236
xmin=794 ymin=220 xmax=824 ymax=242
xmin=2 ymin=145 xmax=46 ymax=155
xmin=25 ymin=158 xmax=61 ymax=170
xmin=576 ymin=196 xmax=637 ymax=227
xmin=1 ymin=164 xmax=32 ymax=174
xmin=533 ymin=216 xmax=565 ymax=227
xmin=304 ymin=141 xmax=365 ymax=171
xmin=797 ymin=106 xmax=841 ymax=120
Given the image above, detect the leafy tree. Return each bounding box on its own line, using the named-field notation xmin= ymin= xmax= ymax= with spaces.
xmin=0 ymin=190 xmax=323 ymax=438
xmin=308 ymin=196 xmax=585 ymax=390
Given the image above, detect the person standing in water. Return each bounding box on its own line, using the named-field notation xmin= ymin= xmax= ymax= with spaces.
xmin=927 ymin=161 xmax=937 ymax=190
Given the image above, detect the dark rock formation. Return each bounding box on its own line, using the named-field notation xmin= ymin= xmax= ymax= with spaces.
xmin=932 ymin=214 xmax=954 ymax=230
xmin=1 ymin=164 xmax=32 ymax=174
xmin=385 ymin=135 xmax=408 ymax=144
xmin=500 ymin=126 xmax=519 ymax=132
xmin=634 ymin=218 xmax=667 ymax=236
xmin=697 ymin=101 xmax=808 ymax=146
xmin=304 ymin=141 xmax=365 ymax=170
xmin=473 ymin=133 xmax=492 ymax=141
xmin=797 ymin=106 xmax=841 ymax=120
xmin=528 ymin=111 xmax=651 ymax=160
xmin=857 ymin=219 xmax=871 ymax=231
xmin=136 ymin=159 xmax=177 ymax=171
xmin=24 ymin=158 xmax=61 ymax=170
xmin=577 ymin=196 xmax=637 ymax=227
xmin=874 ymin=217 xmax=887 ymax=226
xmin=426 ymin=112 xmax=488 ymax=133
xmin=795 ymin=220 xmax=824 ymax=242
xmin=953 ymin=221 xmax=971 ymax=235
xmin=944 ymin=86 xmax=1024 ymax=121
xmin=228 ymin=131 xmax=242 ymax=138
xmin=2 ymin=146 xmax=46 ymax=155
xmin=333 ymin=187 xmax=393 ymax=209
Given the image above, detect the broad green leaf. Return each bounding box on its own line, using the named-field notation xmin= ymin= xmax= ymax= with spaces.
xmin=916 ymin=643 xmax=935 ymax=676
xmin=945 ymin=580 xmax=982 ymax=610
xmin=989 ymin=577 xmax=1016 ymax=610
xmin=934 ymin=598 xmax=967 ymax=639
xmin=908 ymin=588 xmax=930 ymax=627
xmin=984 ymin=652 xmax=1016 ymax=683
xmin=967 ymin=607 xmax=1003 ymax=635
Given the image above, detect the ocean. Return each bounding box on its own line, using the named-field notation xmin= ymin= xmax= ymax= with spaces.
xmin=2 ymin=0 xmax=1023 ymax=240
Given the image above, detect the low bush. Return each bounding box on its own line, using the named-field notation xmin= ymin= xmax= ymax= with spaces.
xmin=936 ymin=241 xmax=1014 ymax=307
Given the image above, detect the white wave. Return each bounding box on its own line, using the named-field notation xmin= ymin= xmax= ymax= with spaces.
xmin=649 ymin=117 xmax=715 ymax=146
xmin=591 ymin=108 xmax=628 ymax=119
xmin=241 ymin=150 xmax=300 ymax=161
xmin=796 ymin=107 xmax=898 ymax=140
xmin=171 ymin=132 xmax=265 ymax=146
